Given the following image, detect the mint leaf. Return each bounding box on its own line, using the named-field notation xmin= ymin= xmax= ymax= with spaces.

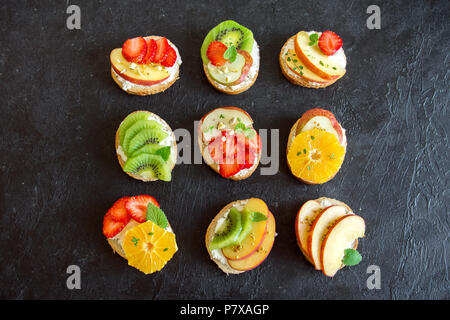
xmin=244 ymin=128 xmax=256 ymax=139
xmin=309 ymin=33 xmax=319 ymax=46
xmin=251 ymin=212 xmax=268 ymax=222
xmin=223 ymin=45 xmax=237 ymax=63
xmin=234 ymin=122 xmax=246 ymax=132
xmin=342 ymin=249 xmax=362 ymax=266
xmin=146 ymin=203 xmax=169 ymax=229
xmin=155 ymin=146 xmax=171 ymax=161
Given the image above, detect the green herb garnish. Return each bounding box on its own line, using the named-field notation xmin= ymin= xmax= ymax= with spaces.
xmin=234 ymin=122 xmax=246 ymax=132
xmin=251 ymin=212 xmax=268 ymax=222
xmin=311 ymin=136 xmax=315 ymax=140
xmin=224 ymin=45 xmax=237 ymax=63
xmin=155 ymin=146 xmax=171 ymax=161
xmin=309 ymin=33 xmax=319 ymax=46
xmin=146 ymin=203 xmax=169 ymax=229
xmin=131 ymin=236 xmax=140 ymax=247
xmin=342 ymin=249 xmax=362 ymax=266
xmin=244 ymin=128 xmax=256 ymax=139
xmin=219 ymin=114 xmax=225 ymax=119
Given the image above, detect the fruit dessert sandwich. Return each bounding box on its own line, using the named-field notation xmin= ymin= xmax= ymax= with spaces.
xmin=103 ymin=195 xmax=177 ymax=275
xmin=110 ymin=35 xmax=181 ymax=95
xmin=200 ymin=20 xmax=259 ymax=94
xmin=116 ymin=111 xmax=177 ymax=182
xmin=279 ymin=30 xmax=346 ymax=88
xmin=198 ymin=107 xmax=262 ymax=180
xmin=295 ymin=197 xmax=365 ymax=277
xmin=286 ymin=108 xmax=346 ymax=184
xmin=205 ymin=198 xmax=276 ymax=274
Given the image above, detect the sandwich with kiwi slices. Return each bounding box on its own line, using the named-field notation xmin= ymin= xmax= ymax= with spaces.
xmin=205 ymin=198 xmax=276 ymax=274
xmin=200 ymin=20 xmax=259 ymax=94
xmin=115 ymin=110 xmax=177 ymax=182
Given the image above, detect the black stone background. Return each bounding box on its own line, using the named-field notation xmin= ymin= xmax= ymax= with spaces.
xmin=0 ymin=0 xmax=448 ymax=300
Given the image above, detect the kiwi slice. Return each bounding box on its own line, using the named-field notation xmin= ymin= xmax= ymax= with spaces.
xmin=117 ymin=112 xmax=149 ymax=146
xmin=210 ymin=208 xmax=242 ymax=250
xmin=127 ymin=128 xmax=168 ymax=155
xmin=122 ymin=119 xmax=162 ymax=153
xmin=123 ymin=153 xmax=171 ymax=181
xmin=235 ymin=208 xmax=253 ymax=243
xmin=130 ymin=144 xmax=165 ymax=158
xmin=201 ymin=20 xmax=254 ymax=65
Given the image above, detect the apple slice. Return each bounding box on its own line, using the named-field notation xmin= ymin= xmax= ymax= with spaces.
xmin=320 ymin=215 xmax=365 ymax=277
xmin=227 ymin=211 xmax=276 ymax=271
xmin=295 ymin=200 xmax=323 ymax=261
xmin=285 ymin=49 xmax=330 ymax=84
xmin=307 ymin=206 xmax=349 ymax=270
xmin=111 ymin=48 xmax=169 ymax=86
xmin=295 ymin=108 xmax=344 ymax=145
xmin=200 ymin=107 xmax=253 ymax=142
xmin=222 ymin=198 xmax=269 ymax=260
xmin=294 ymin=31 xmax=345 ymax=80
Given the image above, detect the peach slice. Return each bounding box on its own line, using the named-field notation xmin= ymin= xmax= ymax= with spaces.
xmin=222 ymin=198 xmax=269 ymax=260
xmin=307 ymin=205 xmax=349 ymax=270
xmin=285 ymin=49 xmax=330 ymax=84
xmin=227 ymin=211 xmax=276 ymax=271
xmin=320 ymin=215 xmax=365 ymax=277
xmin=295 ymin=200 xmax=323 ymax=261
xmin=295 ymin=109 xmax=344 ymax=144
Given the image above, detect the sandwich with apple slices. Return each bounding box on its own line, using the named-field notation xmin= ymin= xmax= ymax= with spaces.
xmin=198 ymin=107 xmax=262 ymax=180
xmin=205 ymin=198 xmax=276 ymax=274
xmin=286 ymin=108 xmax=346 ymax=184
xmin=279 ymin=31 xmax=346 ymax=88
xmin=200 ymin=20 xmax=259 ymax=94
xmin=295 ymin=197 xmax=365 ymax=277
xmin=116 ymin=110 xmax=177 ymax=182
xmin=110 ymin=36 xmax=181 ymax=95
xmin=103 ymin=195 xmax=177 ymax=275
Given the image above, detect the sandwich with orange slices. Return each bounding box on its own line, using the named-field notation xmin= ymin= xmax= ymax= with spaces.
xmin=286 ymin=108 xmax=346 ymax=184
xmin=295 ymin=197 xmax=366 ymax=277
xmin=103 ymin=195 xmax=177 ymax=274
xmin=280 ymin=31 xmax=346 ymax=88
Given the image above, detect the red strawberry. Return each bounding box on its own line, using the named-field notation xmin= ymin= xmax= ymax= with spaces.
xmin=122 ymin=37 xmax=147 ymax=63
xmin=208 ymin=135 xmax=224 ymax=163
xmin=318 ymin=31 xmax=343 ymax=56
xmin=220 ymin=162 xmax=244 ymax=178
xmin=154 ymin=37 xmax=169 ymax=63
xmin=246 ymin=131 xmax=262 ymax=153
xmin=103 ymin=212 xmax=127 ymax=238
xmin=125 ymin=195 xmax=160 ymax=223
xmin=206 ymin=41 xmax=228 ymax=66
xmin=142 ymin=38 xmax=157 ymax=64
xmin=108 ymin=197 xmax=131 ymax=223
xmin=160 ymin=45 xmax=177 ymax=67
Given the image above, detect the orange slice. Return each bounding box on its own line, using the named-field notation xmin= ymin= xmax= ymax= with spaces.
xmin=123 ymin=221 xmax=177 ymax=274
xmin=287 ymin=128 xmax=345 ymax=183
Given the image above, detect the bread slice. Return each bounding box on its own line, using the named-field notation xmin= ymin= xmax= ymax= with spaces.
xmin=197 ymin=108 xmax=261 ymax=181
xmin=202 ymin=42 xmax=259 ymax=95
xmin=279 ymin=36 xmax=338 ymax=89
xmin=115 ymin=110 xmax=177 ymax=182
xmin=286 ymin=117 xmax=346 ymax=184
xmin=111 ymin=36 xmax=181 ymax=96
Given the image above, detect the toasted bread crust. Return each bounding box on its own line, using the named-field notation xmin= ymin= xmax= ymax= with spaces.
xmin=197 ymin=108 xmax=261 ymax=181
xmin=279 ymin=36 xmax=339 ymax=89
xmin=111 ymin=36 xmax=181 ymax=96
xmin=115 ymin=110 xmax=177 ymax=182
xmin=286 ymin=117 xmax=347 ymax=184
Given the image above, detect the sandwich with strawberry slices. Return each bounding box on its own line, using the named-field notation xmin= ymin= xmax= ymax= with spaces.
xmin=197 ymin=107 xmax=262 ymax=180
xmin=200 ymin=20 xmax=259 ymax=94
xmin=279 ymin=30 xmax=346 ymax=88
xmin=110 ymin=36 xmax=182 ymax=95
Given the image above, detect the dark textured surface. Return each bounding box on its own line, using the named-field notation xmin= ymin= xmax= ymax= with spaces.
xmin=0 ymin=0 xmax=448 ymax=300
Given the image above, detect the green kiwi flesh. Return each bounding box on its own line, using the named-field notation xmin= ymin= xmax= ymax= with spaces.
xmin=117 ymin=111 xmax=149 ymax=146
xmin=201 ymin=20 xmax=254 ymax=65
xmin=235 ymin=207 xmax=253 ymax=244
xmin=127 ymin=128 xmax=168 ymax=155
xmin=123 ymin=153 xmax=171 ymax=181
xmin=122 ymin=119 xmax=162 ymax=153
xmin=209 ymin=207 xmax=242 ymax=250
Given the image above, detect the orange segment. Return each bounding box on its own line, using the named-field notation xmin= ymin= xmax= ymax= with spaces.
xmin=287 ymin=128 xmax=345 ymax=183
xmin=123 ymin=221 xmax=177 ymax=274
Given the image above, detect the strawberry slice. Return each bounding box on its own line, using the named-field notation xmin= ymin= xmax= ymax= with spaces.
xmin=103 ymin=212 xmax=127 ymax=238
xmin=108 ymin=197 xmax=131 ymax=223
xmin=246 ymin=131 xmax=262 ymax=153
xmin=122 ymin=37 xmax=147 ymax=63
xmin=318 ymin=31 xmax=343 ymax=56
xmin=220 ymin=162 xmax=244 ymax=178
xmin=160 ymin=45 xmax=177 ymax=67
xmin=206 ymin=41 xmax=228 ymax=66
xmin=142 ymin=38 xmax=157 ymax=64
xmin=154 ymin=37 xmax=169 ymax=63
xmin=125 ymin=195 xmax=160 ymax=223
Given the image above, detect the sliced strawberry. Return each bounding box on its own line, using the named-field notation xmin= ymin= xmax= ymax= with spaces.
xmin=142 ymin=38 xmax=157 ymax=64
xmin=318 ymin=31 xmax=343 ymax=56
xmin=220 ymin=162 xmax=244 ymax=178
xmin=161 ymin=45 xmax=177 ymax=67
xmin=208 ymin=135 xmax=224 ymax=163
xmin=108 ymin=197 xmax=131 ymax=223
xmin=246 ymin=131 xmax=262 ymax=153
xmin=206 ymin=41 xmax=228 ymax=66
xmin=125 ymin=195 xmax=160 ymax=223
xmin=154 ymin=37 xmax=169 ymax=63
xmin=103 ymin=212 xmax=127 ymax=238
xmin=122 ymin=37 xmax=147 ymax=63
